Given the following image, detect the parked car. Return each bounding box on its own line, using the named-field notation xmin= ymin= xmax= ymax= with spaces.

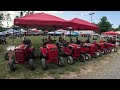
xmin=65 ymin=31 xmax=79 ymax=36
xmin=47 ymin=31 xmax=63 ymax=36
xmin=0 ymin=34 xmax=6 ymax=44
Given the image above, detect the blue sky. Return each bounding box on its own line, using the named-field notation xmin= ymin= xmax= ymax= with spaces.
xmin=2 ymin=11 xmax=120 ymax=28
xmin=56 ymin=11 xmax=120 ymax=28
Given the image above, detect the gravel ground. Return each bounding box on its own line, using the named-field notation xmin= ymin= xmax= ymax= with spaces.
xmin=59 ymin=48 xmax=120 ymax=79
xmin=72 ymin=49 xmax=120 ymax=79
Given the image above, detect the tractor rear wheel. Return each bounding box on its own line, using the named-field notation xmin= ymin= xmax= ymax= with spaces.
xmin=4 ymin=52 xmax=9 ymax=61
xmin=93 ymin=52 xmax=98 ymax=58
xmin=9 ymin=60 xmax=16 ymax=71
xmin=67 ymin=56 xmax=73 ymax=65
xmin=114 ymin=47 xmax=118 ymax=52
xmin=29 ymin=59 xmax=35 ymax=70
xmin=85 ymin=54 xmax=91 ymax=61
xmin=101 ymin=50 xmax=105 ymax=55
xmin=79 ymin=54 xmax=86 ymax=62
xmin=58 ymin=57 xmax=65 ymax=67
xmin=41 ymin=58 xmax=48 ymax=70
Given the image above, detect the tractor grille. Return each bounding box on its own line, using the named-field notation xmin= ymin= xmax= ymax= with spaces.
xmin=15 ymin=49 xmax=25 ymax=61
xmin=49 ymin=49 xmax=58 ymax=59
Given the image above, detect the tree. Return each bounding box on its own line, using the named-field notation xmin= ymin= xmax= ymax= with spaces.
xmin=0 ymin=13 xmax=4 ymax=32
xmin=19 ymin=11 xmax=34 ymax=17
xmin=97 ymin=16 xmax=112 ymax=33
xmin=5 ymin=13 xmax=11 ymax=27
xmin=20 ymin=11 xmax=23 ymax=17
xmin=116 ymin=25 xmax=120 ymax=31
xmin=15 ymin=16 xmax=19 ymax=18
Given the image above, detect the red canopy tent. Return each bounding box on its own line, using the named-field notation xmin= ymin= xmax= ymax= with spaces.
xmin=63 ymin=18 xmax=100 ymax=40
xmin=14 ymin=12 xmax=72 ymax=39
xmin=102 ymin=31 xmax=120 ymax=46
xmin=14 ymin=12 xmax=71 ymax=29
xmin=102 ymin=31 xmax=119 ymax=35
xmin=68 ymin=18 xmax=100 ymax=31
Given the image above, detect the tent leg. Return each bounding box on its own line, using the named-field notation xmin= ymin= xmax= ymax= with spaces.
xmin=70 ymin=29 xmax=71 ymax=41
xmin=116 ymin=35 xmax=117 ymax=47
xmin=54 ymin=31 xmax=55 ymax=40
xmin=13 ymin=29 xmax=14 ymax=46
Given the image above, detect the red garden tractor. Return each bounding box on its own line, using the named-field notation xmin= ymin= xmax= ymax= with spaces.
xmin=93 ymin=42 xmax=107 ymax=55
xmin=58 ymin=43 xmax=86 ymax=65
xmin=103 ymin=42 xmax=118 ymax=53
xmin=4 ymin=39 xmax=36 ymax=71
xmin=40 ymin=44 xmax=65 ymax=70
xmin=82 ymin=43 xmax=99 ymax=61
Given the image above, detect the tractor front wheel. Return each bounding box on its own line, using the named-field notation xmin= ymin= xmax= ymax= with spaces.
xmin=104 ymin=49 xmax=108 ymax=54
xmin=85 ymin=54 xmax=91 ymax=61
xmin=97 ymin=50 xmax=102 ymax=57
xmin=93 ymin=52 xmax=98 ymax=58
xmin=67 ymin=56 xmax=73 ymax=65
xmin=41 ymin=58 xmax=48 ymax=70
xmin=58 ymin=57 xmax=65 ymax=67
xmin=107 ymin=49 xmax=111 ymax=53
xmin=79 ymin=54 xmax=86 ymax=62
xmin=29 ymin=59 xmax=35 ymax=70
xmin=114 ymin=47 xmax=118 ymax=52
xmin=9 ymin=60 xmax=16 ymax=71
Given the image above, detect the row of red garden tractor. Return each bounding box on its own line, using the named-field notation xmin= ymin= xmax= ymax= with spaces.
xmin=4 ymin=39 xmax=118 ymax=71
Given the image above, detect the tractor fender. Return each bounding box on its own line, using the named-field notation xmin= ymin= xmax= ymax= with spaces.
xmin=40 ymin=47 xmax=48 ymax=57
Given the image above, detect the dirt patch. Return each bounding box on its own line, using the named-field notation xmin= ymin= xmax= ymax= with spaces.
xmin=59 ymin=49 xmax=120 ymax=79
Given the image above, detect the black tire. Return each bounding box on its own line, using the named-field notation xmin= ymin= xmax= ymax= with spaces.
xmin=107 ymin=49 xmax=111 ymax=53
xmin=93 ymin=52 xmax=98 ymax=58
xmin=114 ymin=47 xmax=118 ymax=52
xmin=29 ymin=59 xmax=35 ymax=70
xmin=85 ymin=54 xmax=91 ymax=61
xmin=67 ymin=56 xmax=73 ymax=65
xmin=97 ymin=50 xmax=102 ymax=56
xmin=58 ymin=57 xmax=65 ymax=67
xmin=104 ymin=49 xmax=108 ymax=54
xmin=8 ymin=60 xmax=16 ymax=71
xmin=79 ymin=54 xmax=86 ymax=62
xmin=4 ymin=52 xmax=9 ymax=61
xmin=101 ymin=50 xmax=105 ymax=55
xmin=109 ymin=47 xmax=112 ymax=52
xmin=41 ymin=58 xmax=48 ymax=70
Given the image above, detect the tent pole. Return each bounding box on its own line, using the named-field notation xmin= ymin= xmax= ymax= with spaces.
xmin=54 ymin=30 xmax=55 ymax=40
xmin=116 ymin=34 xmax=117 ymax=47
xmin=13 ymin=29 xmax=14 ymax=46
xmin=79 ymin=30 xmax=80 ymax=40
xmin=70 ymin=29 xmax=71 ymax=41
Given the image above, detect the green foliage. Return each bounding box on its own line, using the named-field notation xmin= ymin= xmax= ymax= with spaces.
xmin=115 ymin=25 xmax=120 ymax=31
xmin=97 ymin=16 xmax=112 ymax=33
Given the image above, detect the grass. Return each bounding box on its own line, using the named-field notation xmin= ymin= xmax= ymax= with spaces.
xmin=0 ymin=35 xmax=113 ymax=79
